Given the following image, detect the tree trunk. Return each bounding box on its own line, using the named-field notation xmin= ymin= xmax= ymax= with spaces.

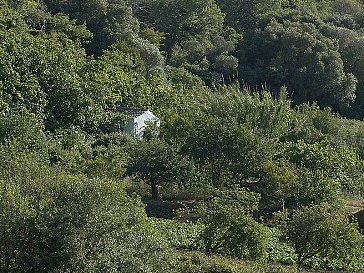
xmin=297 ymin=254 xmax=304 ymax=270
xmin=211 ymin=161 xmax=222 ymax=187
xmin=151 ymin=182 xmax=158 ymax=199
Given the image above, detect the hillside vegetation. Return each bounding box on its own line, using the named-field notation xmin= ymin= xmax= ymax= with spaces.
xmin=1 ymin=0 xmax=364 ymax=272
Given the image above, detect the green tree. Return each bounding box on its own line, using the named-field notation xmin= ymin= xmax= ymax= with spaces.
xmin=44 ymin=0 xmax=167 ymax=76
xmin=126 ymin=139 xmax=196 ymax=199
xmin=134 ymin=0 xmax=224 ymax=51
xmin=331 ymin=0 xmax=363 ymax=16
xmin=280 ymin=140 xmax=360 ymax=191
xmin=196 ymin=188 xmax=269 ymax=260
xmin=238 ymin=20 xmax=357 ymax=113
xmin=340 ymin=37 xmax=364 ymax=117
xmin=133 ymin=0 xmax=240 ymax=85
xmin=0 ymin=17 xmax=94 ymax=129
xmin=0 ymin=4 xmax=170 ymax=132
xmin=0 ymin=111 xmax=48 ymax=152
xmin=44 ymin=0 xmax=139 ymax=54
xmin=284 ymin=204 xmax=363 ymax=269
xmin=181 ymin=114 xmax=269 ymax=187
xmin=0 ymin=147 xmax=176 ymax=273
xmin=267 ymin=140 xmax=361 ymax=207
xmin=216 ymin=0 xmax=281 ymax=32
xmin=260 ymin=159 xmax=299 ymax=211
xmin=166 ymin=87 xmax=290 ymax=187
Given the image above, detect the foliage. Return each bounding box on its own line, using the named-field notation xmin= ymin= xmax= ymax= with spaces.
xmin=283 ymin=204 xmax=364 ymax=269
xmin=0 ymin=147 xmax=176 ymax=273
xmin=257 ymin=138 xmax=361 ymax=209
xmin=241 ymin=19 xmax=357 ymax=113
xmin=166 ymin=86 xmax=290 ymax=187
xmin=260 ymin=159 xmax=300 ymax=210
xmin=180 ymin=113 xmax=270 ymax=187
xmin=133 ymin=0 xmax=240 ymax=85
xmin=0 ymin=111 xmax=48 ymax=151
xmin=279 ymin=140 xmax=361 ymax=195
xmin=177 ymin=251 xmax=308 ymax=273
xmin=1 ymin=0 xmax=364 ymax=271
xmin=195 ymin=188 xmax=269 ymax=260
xmin=48 ymin=129 xmax=129 ymax=180
xmin=282 ymin=103 xmax=340 ymax=143
xmin=150 ymin=218 xmax=204 ymax=250
xmin=126 ymin=139 xmax=197 ymax=199
xmin=216 ymin=0 xmax=281 ymax=31
xmin=267 ymin=227 xmax=297 ymax=265
xmin=44 ymin=0 xmax=139 ymax=54
xmin=0 ymin=2 xmax=176 ymax=132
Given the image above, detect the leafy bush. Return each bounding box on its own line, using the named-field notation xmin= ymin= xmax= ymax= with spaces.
xmin=194 ymin=189 xmax=269 ymax=260
xmin=0 ymin=111 xmax=49 ymax=155
xmin=0 ymin=147 xmax=176 ymax=273
xmin=284 ymin=204 xmax=364 ymax=270
xmin=267 ymin=228 xmax=296 ymax=265
xmin=151 ymin=218 xmax=204 ymax=250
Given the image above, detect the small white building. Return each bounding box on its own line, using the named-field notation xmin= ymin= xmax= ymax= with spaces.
xmin=117 ymin=107 xmax=160 ymax=139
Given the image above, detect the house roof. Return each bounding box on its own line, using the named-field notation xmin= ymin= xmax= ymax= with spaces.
xmin=116 ymin=106 xmax=148 ymax=118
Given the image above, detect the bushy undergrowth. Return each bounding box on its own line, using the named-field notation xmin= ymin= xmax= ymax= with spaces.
xmin=176 ymin=252 xmax=324 ymax=273
xmin=152 ymin=215 xmax=364 ymax=272
xmin=267 ymin=228 xmax=297 ymax=265
xmin=151 ymin=218 xmax=205 ymax=250
xmin=0 ymin=147 xmax=176 ymax=273
xmin=178 ymin=248 xmax=364 ymax=273
xmin=1 ymin=0 xmax=364 ymax=272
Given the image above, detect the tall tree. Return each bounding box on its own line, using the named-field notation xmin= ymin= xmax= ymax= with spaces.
xmin=132 ymin=0 xmax=240 ymax=85
xmin=126 ymin=139 xmax=195 ymax=199
xmin=44 ymin=0 xmax=139 ymax=54
xmin=237 ymin=20 xmax=357 ymax=113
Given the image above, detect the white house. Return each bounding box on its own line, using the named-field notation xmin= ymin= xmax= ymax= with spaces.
xmin=117 ymin=107 xmax=160 ymax=139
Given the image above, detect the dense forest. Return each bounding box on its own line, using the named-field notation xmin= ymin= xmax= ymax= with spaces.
xmin=1 ymin=0 xmax=364 ymax=272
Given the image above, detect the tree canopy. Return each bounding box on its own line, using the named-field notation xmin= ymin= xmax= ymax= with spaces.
xmin=0 ymin=0 xmax=364 ymax=272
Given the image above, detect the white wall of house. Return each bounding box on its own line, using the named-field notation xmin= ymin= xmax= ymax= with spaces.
xmin=123 ymin=110 xmax=160 ymax=139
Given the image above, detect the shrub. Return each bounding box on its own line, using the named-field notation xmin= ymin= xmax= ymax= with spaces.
xmin=195 ymin=189 xmax=269 ymax=260
xmin=267 ymin=228 xmax=296 ymax=265
xmin=284 ymin=204 xmax=364 ymax=270
xmin=0 ymin=147 xmax=176 ymax=273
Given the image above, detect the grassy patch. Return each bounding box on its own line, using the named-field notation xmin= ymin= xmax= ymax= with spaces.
xmin=151 ymin=218 xmax=204 ymax=250
xmin=176 ymin=252 xmax=346 ymax=273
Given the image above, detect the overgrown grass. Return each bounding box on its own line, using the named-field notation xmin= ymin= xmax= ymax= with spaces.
xmin=152 ymin=218 xmax=363 ymax=272
xmin=176 ymin=252 xmax=345 ymax=273
xmin=151 ymin=218 xmax=204 ymax=250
